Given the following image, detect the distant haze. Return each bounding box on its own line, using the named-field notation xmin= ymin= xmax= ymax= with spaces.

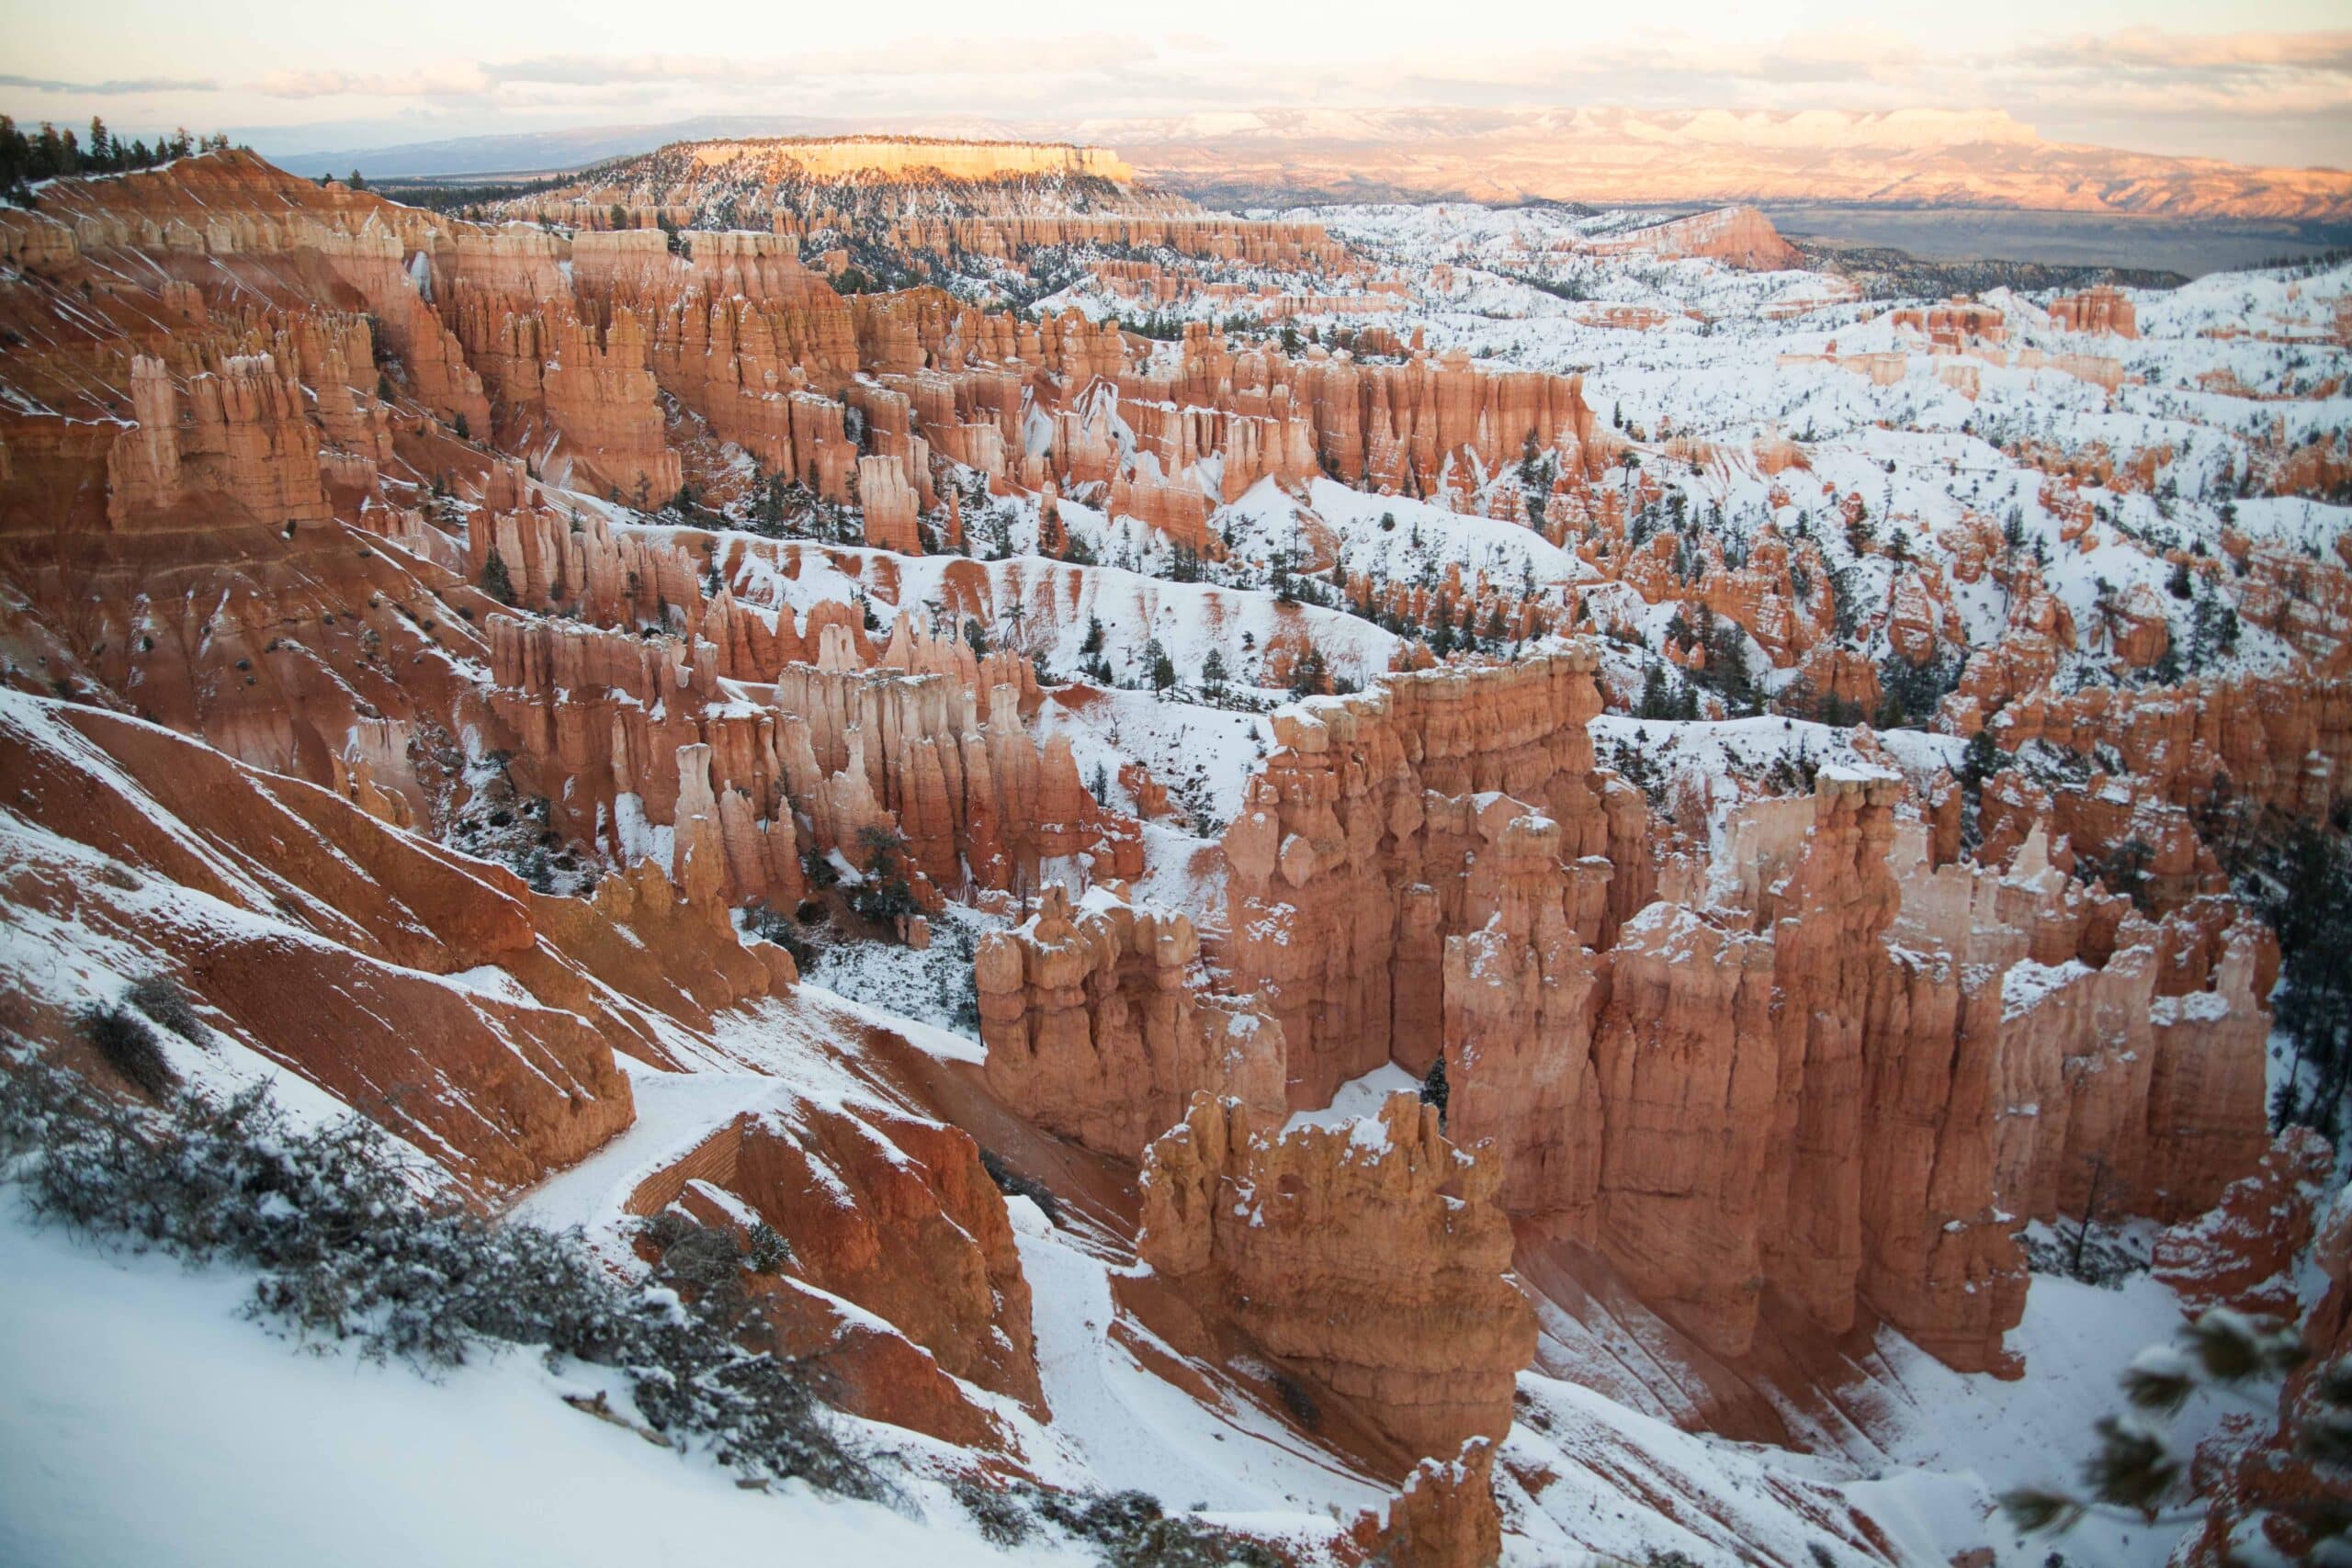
xmin=5 ymin=8 xmax=2347 ymax=169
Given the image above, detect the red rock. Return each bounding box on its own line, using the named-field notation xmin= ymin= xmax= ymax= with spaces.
xmin=1346 ymin=1438 xmax=1504 ymax=1568
xmin=975 ymin=885 xmax=1285 ymax=1157
xmin=2048 ymin=286 xmax=2139 ymax=337
xmin=2154 ymin=1128 xmax=2335 ymax=1318
xmin=1138 ymin=1091 xmax=1536 ymax=1460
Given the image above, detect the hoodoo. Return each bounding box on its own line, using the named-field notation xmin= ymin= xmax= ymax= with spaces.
xmin=0 ymin=101 xmax=2344 ymax=1567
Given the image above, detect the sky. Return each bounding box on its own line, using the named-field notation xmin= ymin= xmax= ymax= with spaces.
xmin=2 ymin=0 xmax=2346 ymax=169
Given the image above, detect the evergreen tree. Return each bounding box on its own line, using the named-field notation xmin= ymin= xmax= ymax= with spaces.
xmin=1961 ymin=726 xmax=2008 ymax=787
xmin=1288 ymin=646 xmax=1329 ymax=697
xmin=481 ymin=548 xmax=516 ymax=606
xmin=1201 ymin=647 xmax=1227 ymax=696
xmin=1637 ymin=661 xmax=1674 ymax=720
xmin=1419 ymin=1055 xmax=1449 ymax=1134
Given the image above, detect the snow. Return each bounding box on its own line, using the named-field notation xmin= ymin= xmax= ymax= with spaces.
xmin=0 ymin=1202 xmax=1063 ymax=1568
xmin=1282 ymin=1062 xmax=1421 ymax=1135
xmin=1502 ymin=1262 xmax=2247 ymax=1567
xmin=2004 ymin=958 xmax=2094 ymax=1021
xmin=1854 ymin=1269 xmax=2255 ymax=1567
xmin=1012 ymin=1218 xmax=1380 ymax=1536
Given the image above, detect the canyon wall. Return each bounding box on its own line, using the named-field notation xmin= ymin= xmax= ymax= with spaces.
xmin=1208 ymin=648 xmax=2274 ymax=1374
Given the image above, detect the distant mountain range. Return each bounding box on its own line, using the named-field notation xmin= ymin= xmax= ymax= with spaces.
xmin=277 ymin=106 xmax=2352 ymax=227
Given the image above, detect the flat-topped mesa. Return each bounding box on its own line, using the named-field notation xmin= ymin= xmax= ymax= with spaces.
xmin=1585 ymin=206 xmax=1801 ymax=272
xmin=1138 ymin=1091 xmax=1536 ymax=1461
xmin=1218 ymin=646 xmax=1650 ymax=1108
xmin=503 ymin=138 xmax=1359 ymax=270
xmin=681 ymin=137 xmax=1136 ymax=185
xmin=974 ymin=885 xmax=1285 ymax=1158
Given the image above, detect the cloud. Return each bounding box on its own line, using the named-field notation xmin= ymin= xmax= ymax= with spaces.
xmin=2032 ymin=28 xmax=2352 ymax=73
xmin=256 ymin=64 xmax=492 ymax=100
xmin=5 ymin=22 xmax=2346 ymax=166
xmin=0 ymin=73 xmax=218 ymax=96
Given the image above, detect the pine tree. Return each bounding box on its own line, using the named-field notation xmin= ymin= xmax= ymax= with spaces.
xmin=1419 ymin=1054 xmax=1449 ymax=1133
xmin=481 ymin=548 xmax=515 ymax=606
xmin=1201 ymin=647 xmax=1227 ymax=695
xmin=1961 ymin=726 xmax=2007 ymax=786
xmin=2003 ymin=1311 xmax=2323 ymax=1540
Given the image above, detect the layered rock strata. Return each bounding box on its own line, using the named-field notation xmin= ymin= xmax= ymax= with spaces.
xmin=1215 ymin=647 xmax=2275 ymax=1374
xmin=1137 ymin=1090 xmax=1536 ymax=1459
xmin=974 ymin=885 xmax=1285 ymax=1157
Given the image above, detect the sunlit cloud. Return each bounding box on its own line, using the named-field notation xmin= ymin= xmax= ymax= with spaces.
xmin=0 ymin=73 xmax=219 ymax=96
xmin=2 ymin=22 xmax=2345 ymax=167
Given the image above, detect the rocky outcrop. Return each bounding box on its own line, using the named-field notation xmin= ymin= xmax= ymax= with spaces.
xmin=107 ymin=353 xmax=332 ymax=529
xmin=1220 ymin=649 xmax=1645 ymax=1109
xmin=486 ymin=614 xmax=805 ymax=912
xmin=1138 ymin=1091 xmax=1535 ymax=1459
xmin=2153 ymin=1127 xmax=2335 ymax=1318
xmin=1215 ymin=643 xmax=2274 ymax=1373
xmin=1984 ymin=671 xmax=2352 ymax=823
xmin=626 ymin=1102 xmax=1044 ymax=1435
xmin=974 ymin=886 xmax=1284 ymax=1157
xmin=1347 ymin=1438 xmax=1504 ymax=1568
xmin=2048 ymin=286 xmax=2138 ymax=337
xmin=0 ymin=693 xmax=639 ymax=1192
xmin=1588 ymin=207 xmax=1801 ymax=271
xmin=2175 ymin=1190 xmax=2352 ymax=1565
xmin=486 ymin=607 xmax=1139 ymax=908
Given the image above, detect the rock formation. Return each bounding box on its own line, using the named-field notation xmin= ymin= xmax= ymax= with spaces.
xmin=2048 ymin=285 xmax=2139 ymax=336
xmin=1215 ymin=646 xmax=2274 ymax=1373
xmin=1347 ymin=1438 xmax=1504 ymax=1568
xmin=975 ymin=885 xmax=1285 ymax=1157
xmin=624 ymin=1100 xmax=1045 ymax=1441
xmin=1219 ymin=649 xmax=1648 ymax=1108
xmin=1137 ymin=1091 xmax=1536 ymax=1459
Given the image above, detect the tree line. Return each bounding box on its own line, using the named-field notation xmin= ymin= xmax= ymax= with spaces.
xmin=1 ymin=117 xmax=233 ymax=202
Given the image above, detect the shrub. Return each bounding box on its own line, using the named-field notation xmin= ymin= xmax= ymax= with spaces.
xmin=0 ymin=1065 xmax=884 ymax=1501
xmin=979 ymin=1147 xmax=1059 ymax=1226
xmin=125 ymin=975 xmax=207 ymax=1046
xmin=948 ymin=1482 xmax=1287 ymax=1567
xmin=1272 ymin=1371 xmax=1320 ymax=1430
xmin=1032 ymin=1488 xmax=1285 ymax=1567
xmin=81 ymin=1003 xmax=174 ymax=1098
xmin=0 ymin=1067 xmax=1295 ymax=1565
